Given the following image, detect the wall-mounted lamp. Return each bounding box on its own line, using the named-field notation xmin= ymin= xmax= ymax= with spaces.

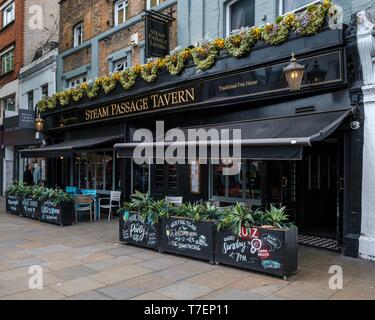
xmin=284 ymin=52 xmax=305 ymax=91
xmin=35 ymin=114 xmax=45 ymax=132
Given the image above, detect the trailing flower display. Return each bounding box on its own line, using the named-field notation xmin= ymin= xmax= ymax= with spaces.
xmin=36 ymin=1 xmax=333 ymax=113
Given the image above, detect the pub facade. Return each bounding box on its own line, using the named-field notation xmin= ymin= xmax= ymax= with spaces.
xmin=22 ymin=2 xmax=367 ymax=259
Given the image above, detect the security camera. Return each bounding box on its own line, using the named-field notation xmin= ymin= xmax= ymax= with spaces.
xmin=350 ymin=121 xmax=360 ymax=130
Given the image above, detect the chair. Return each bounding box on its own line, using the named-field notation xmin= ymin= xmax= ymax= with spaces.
xmin=74 ymin=195 xmax=94 ymax=223
xmin=99 ymin=191 xmax=121 ymax=222
xmin=81 ymin=189 xmax=98 ymax=219
xmin=165 ymin=196 xmax=183 ymax=206
xmin=66 ymin=186 xmax=78 ymax=194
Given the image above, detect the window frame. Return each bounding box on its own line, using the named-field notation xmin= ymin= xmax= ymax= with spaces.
xmin=114 ymin=0 xmax=128 ymax=26
xmin=3 ymin=94 xmax=16 ymax=112
xmin=41 ymin=84 xmax=49 ymax=98
xmin=73 ymin=22 xmax=84 ymax=47
xmin=0 ymin=46 xmax=14 ymax=75
xmin=113 ymin=56 xmax=129 ymax=73
xmin=146 ymin=0 xmax=166 ymax=10
xmin=225 ymin=0 xmax=255 ymax=36
xmin=68 ymin=74 xmax=87 ymax=89
xmin=278 ymin=0 xmax=320 ymax=16
xmin=27 ymin=91 xmax=34 ymax=110
xmin=131 ymin=160 xmax=151 ymax=194
xmin=2 ymin=1 xmax=15 ymax=28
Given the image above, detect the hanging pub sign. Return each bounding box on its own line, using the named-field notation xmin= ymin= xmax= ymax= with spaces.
xmin=19 ymin=109 xmax=36 ymax=129
xmin=145 ymin=11 xmax=171 ymax=58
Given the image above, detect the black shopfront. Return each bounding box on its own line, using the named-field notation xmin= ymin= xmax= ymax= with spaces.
xmin=21 ymin=20 xmax=364 ymax=258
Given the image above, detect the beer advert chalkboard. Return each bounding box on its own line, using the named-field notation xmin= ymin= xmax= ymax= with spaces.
xmin=21 ymin=198 xmax=40 ymax=220
xmin=119 ymin=211 xmax=159 ymax=250
xmin=6 ymin=195 xmax=21 ymax=215
xmin=40 ymin=201 xmax=74 ymax=226
xmin=160 ymin=217 xmax=215 ymax=262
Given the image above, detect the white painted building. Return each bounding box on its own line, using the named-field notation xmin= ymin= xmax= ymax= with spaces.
xmin=357 ymin=10 xmax=375 ymax=261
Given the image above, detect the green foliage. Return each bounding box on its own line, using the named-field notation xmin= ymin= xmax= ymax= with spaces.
xmin=264 ymin=205 xmax=293 ymax=229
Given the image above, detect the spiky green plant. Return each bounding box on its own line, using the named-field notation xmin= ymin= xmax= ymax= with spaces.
xmin=264 ymin=205 xmax=292 ymax=229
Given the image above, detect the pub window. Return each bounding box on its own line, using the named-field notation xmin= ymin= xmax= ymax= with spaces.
xmin=279 ymin=0 xmax=319 ymax=15
xmin=73 ymin=22 xmax=84 ymax=47
xmin=132 ymin=161 xmax=150 ymax=194
xmin=226 ymin=0 xmax=255 ymax=35
xmin=114 ymin=0 xmax=129 ymax=26
xmin=153 ymin=163 xmax=178 ymax=194
xmin=27 ymin=91 xmax=34 ymax=110
xmin=210 ymin=160 xmax=262 ymax=205
xmin=41 ymin=84 xmax=48 ymax=98
xmin=2 ymin=1 xmax=15 ymax=28
xmin=147 ymin=0 xmax=166 ymax=9
xmin=75 ymin=151 xmax=119 ymax=191
xmin=68 ymin=74 xmax=87 ymax=88
xmin=1 ymin=47 xmax=14 ymax=75
xmin=2 ymin=94 xmax=16 ymax=112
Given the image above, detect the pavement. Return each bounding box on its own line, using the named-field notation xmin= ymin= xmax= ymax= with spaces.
xmin=0 ymin=198 xmax=374 ymax=300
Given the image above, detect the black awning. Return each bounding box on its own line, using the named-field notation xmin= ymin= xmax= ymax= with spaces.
xmin=114 ymin=109 xmax=352 ymax=160
xmin=20 ymin=135 xmax=122 ymax=158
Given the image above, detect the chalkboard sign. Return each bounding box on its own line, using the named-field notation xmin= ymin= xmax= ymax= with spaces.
xmin=215 ymin=227 xmax=298 ymax=278
xmin=119 ymin=211 xmax=159 ymax=250
xmin=6 ymin=195 xmax=21 ymax=215
xmin=40 ymin=201 xmax=74 ymax=226
xmin=21 ymin=198 xmax=40 ymax=220
xmin=160 ymin=217 xmax=215 ymax=262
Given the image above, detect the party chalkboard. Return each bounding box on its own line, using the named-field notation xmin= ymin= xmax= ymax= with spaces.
xmin=6 ymin=195 xmax=21 ymax=215
xmin=215 ymin=227 xmax=298 ymax=277
xmin=159 ymin=217 xmax=215 ymax=262
xmin=119 ymin=211 xmax=159 ymax=250
xmin=21 ymin=198 xmax=40 ymax=220
xmin=40 ymin=201 xmax=74 ymax=226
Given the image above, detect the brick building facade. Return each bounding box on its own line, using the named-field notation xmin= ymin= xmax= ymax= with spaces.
xmin=57 ymin=0 xmax=177 ymax=89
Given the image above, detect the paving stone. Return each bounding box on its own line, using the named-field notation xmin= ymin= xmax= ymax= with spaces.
xmin=49 ymin=277 xmax=105 ymax=296
xmin=1 ymin=287 xmax=65 ymax=300
xmin=156 ymin=281 xmax=213 ymax=300
xmin=273 ymin=280 xmax=337 ymax=300
xmin=97 ymin=284 xmax=148 ymax=300
xmin=199 ymin=287 xmax=263 ymax=300
xmin=65 ymin=290 xmax=112 ymax=300
xmin=329 ymin=279 xmax=375 ymax=300
xmin=76 ymin=252 xmax=114 ymax=263
xmin=229 ymin=273 xmax=288 ymax=291
xmin=50 ymin=265 xmax=98 ymax=281
xmin=187 ymin=269 xmax=246 ymax=290
xmin=152 ymin=266 xmax=202 ymax=282
xmin=131 ymin=292 xmax=174 ymax=300
xmin=4 ymin=258 xmax=44 ymax=269
xmin=89 ymin=265 xmax=152 ymax=285
xmin=85 ymin=256 xmax=143 ymax=271
xmin=136 ymin=257 xmax=185 ymax=271
xmin=42 ymin=258 xmax=83 ymax=271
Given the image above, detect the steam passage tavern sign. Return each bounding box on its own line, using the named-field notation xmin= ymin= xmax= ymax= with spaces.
xmin=145 ymin=11 xmax=172 ymax=58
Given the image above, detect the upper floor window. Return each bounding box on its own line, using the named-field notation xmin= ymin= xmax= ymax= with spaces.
xmin=0 ymin=47 xmax=14 ymax=75
xmin=2 ymin=94 xmax=16 ymax=112
xmin=147 ymin=0 xmax=166 ymax=9
xmin=114 ymin=0 xmax=129 ymax=26
xmin=113 ymin=57 xmax=129 ymax=73
xmin=2 ymin=1 xmax=15 ymax=28
xmin=68 ymin=74 xmax=87 ymax=88
xmin=41 ymin=84 xmax=49 ymax=98
xmin=226 ymin=0 xmax=255 ymax=35
xmin=27 ymin=91 xmax=34 ymax=110
xmin=73 ymin=23 xmax=84 ymax=47
xmin=279 ymin=0 xmax=318 ymax=14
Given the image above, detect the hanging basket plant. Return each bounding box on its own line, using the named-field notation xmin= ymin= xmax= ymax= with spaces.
xmin=225 ymin=28 xmax=258 ymax=58
xmin=140 ymin=60 xmax=161 ymax=83
xmin=71 ymin=86 xmax=84 ymax=102
xmin=119 ymin=67 xmax=139 ymax=90
xmin=47 ymin=94 xmax=58 ymax=110
xmin=85 ymin=79 xmax=102 ymax=99
xmin=102 ymin=73 xmax=120 ymax=94
xmin=261 ymin=18 xmax=290 ymax=46
xmin=192 ymin=39 xmax=224 ymax=71
xmin=293 ymin=2 xmax=331 ymax=36
xmin=165 ymin=49 xmax=191 ymax=76
xmin=56 ymin=90 xmax=71 ymax=106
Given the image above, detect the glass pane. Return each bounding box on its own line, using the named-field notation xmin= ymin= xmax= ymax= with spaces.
xmin=155 ymin=164 xmax=164 ymax=190
xmin=104 ymin=152 xmax=113 ymax=190
xmin=212 ymin=164 xmax=225 ymax=197
xmin=168 ymin=165 xmax=177 ymax=190
xmin=245 ymin=161 xmax=262 ymax=201
xmin=133 ymin=162 xmax=149 ymax=193
xmin=230 ymin=0 xmax=255 ymax=31
xmin=283 ymin=0 xmax=313 ymax=13
xmin=117 ymin=10 xmax=124 ymax=24
xmin=228 ymin=171 xmax=242 ymax=198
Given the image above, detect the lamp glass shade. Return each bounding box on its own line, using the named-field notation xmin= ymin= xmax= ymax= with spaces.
xmin=35 ymin=115 xmax=45 ymax=132
xmin=284 ymin=54 xmax=305 ymax=91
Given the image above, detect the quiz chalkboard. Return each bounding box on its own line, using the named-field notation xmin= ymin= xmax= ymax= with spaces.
xmin=215 ymin=227 xmax=298 ymax=277
xmin=119 ymin=211 xmax=159 ymax=250
xmin=40 ymin=201 xmax=74 ymax=226
xmin=6 ymin=196 xmax=21 ymax=215
xmin=159 ymin=217 xmax=215 ymax=262
xmin=21 ymin=198 xmax=40 ymax=220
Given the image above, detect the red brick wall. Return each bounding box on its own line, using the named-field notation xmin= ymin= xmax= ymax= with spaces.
xmin=0 ymin=0 xmax=24 ymax=87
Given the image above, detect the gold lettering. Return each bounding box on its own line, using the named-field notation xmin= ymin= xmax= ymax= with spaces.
xmin=185 ymin=88 xmax=195 ymax=102
xmin=171 ymin=92 xmax=178 ymax=105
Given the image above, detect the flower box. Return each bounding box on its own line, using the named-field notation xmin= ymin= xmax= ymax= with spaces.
xmin=119 ymin=211 xmax=159 ymax=250
xmin=215 ymin=226 xmax=298 ymax=279
xmin=6 ymin=195 xmax=21 ymax=216
xmin=21 ymin=198 xmax=40 ymax=220
xmin=159 ymin=217 xmax=215 ymax=263
xmin=39 ymin=201 xmax=74 ymax=226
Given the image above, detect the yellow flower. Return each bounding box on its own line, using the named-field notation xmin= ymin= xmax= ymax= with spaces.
xmin=156 ymin=58 xmax=166 ymax=69
xmin=251 ymin=27 xmax=262 ymax=40
xmin=133 ymin=64 xmax=142 ymax=74
xmin=81 ymin=82 xmax=88 ymax=90
xmin=283 ymin=13 xmax=295 ymax=27
xmin=113 ymin=73 xmax=121 ymax=81
xmin=95 ymin=78 xmax=102 ymax=85
xmin=264 ymin=23 xmax=273 ymax=33
xmin=214 ymin=38 xmax=225 ymax=49
xmin=323 ymin=0 xmax=332 ymax=10
xmin=181 ymin=49 xmax=191 ymax=60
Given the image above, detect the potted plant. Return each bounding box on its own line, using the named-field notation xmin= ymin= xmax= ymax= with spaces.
xmin=119 ymin=191 xmax=161 ymax=250
xmin=215 ymin=204 xmax=298 ymax=279
xmin=5 ymin=181 xmax=25 ymax=215
xmin=38 ymin=188 xmax=74 ymax=226
xmin=159 ymin=202 xmax=217 ymax=264
xmin=19 ymin=185 xmax=42 ymax=220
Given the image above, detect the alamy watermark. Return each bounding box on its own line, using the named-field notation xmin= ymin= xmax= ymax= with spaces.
xmin=28 ymin=265 xmax=43 ymax=290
